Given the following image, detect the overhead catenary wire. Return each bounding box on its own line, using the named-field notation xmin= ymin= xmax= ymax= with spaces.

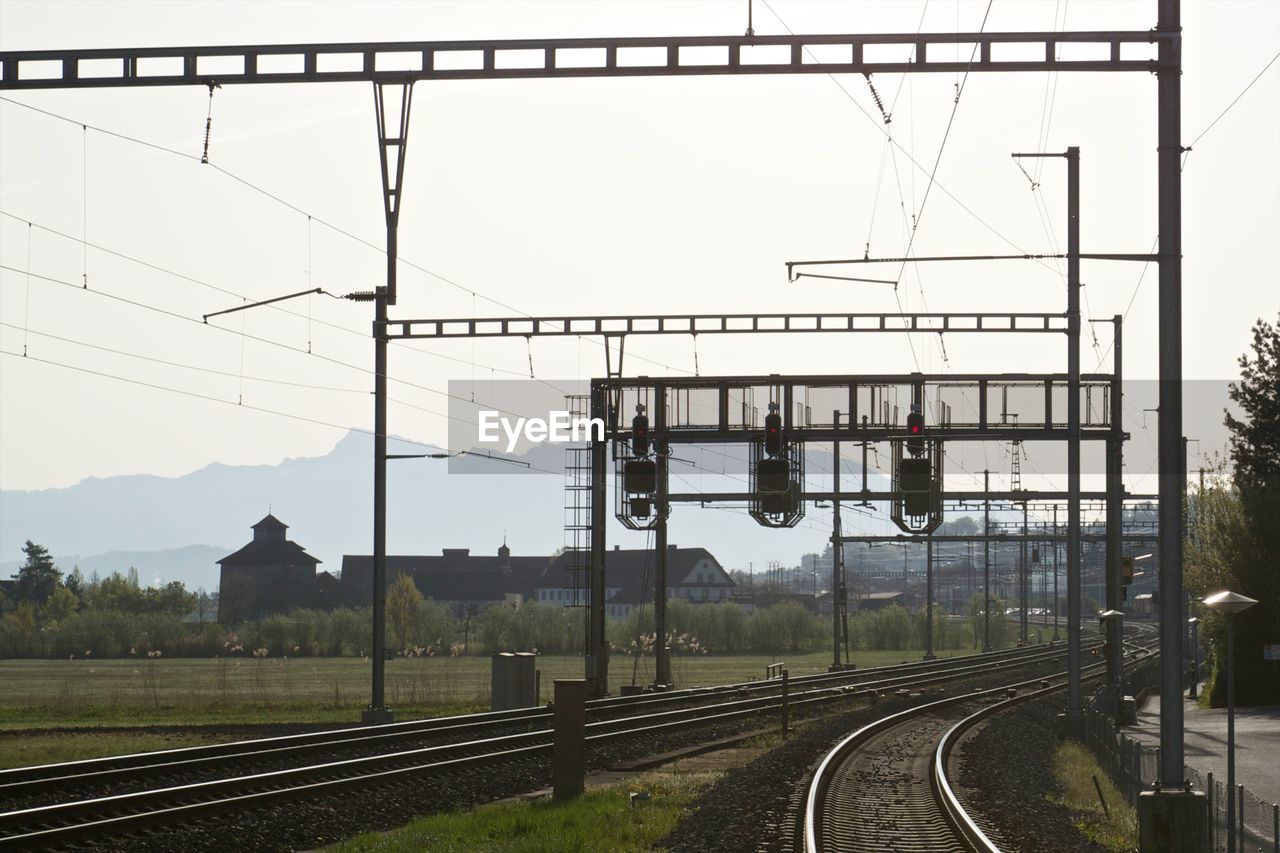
xmin=1089 ymin=48 xmax=1280 ymax=375
xmin=0 ymin=211 xmax=535 ymax=381
xmin=752 ymin=4 xmax=1052 ymax=271
xmin=0 ymin=96 xmax=690 ymax=379
xmin=0 ymin=320 xmax=369 ymax=395
xmin=0 ymin=264 xmax=529 ymax=418
xmin=0 ymin=346 xmax=556 ymax=474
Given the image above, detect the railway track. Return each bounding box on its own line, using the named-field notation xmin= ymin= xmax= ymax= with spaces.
xmin=0 ymin=640 xmax=1098 ymax=849
xmin=803 ymin=625 xmax=1156 ymax=852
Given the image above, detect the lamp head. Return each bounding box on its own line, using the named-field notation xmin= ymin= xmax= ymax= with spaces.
xmin=1201 ymin=590 xmax=1258 ymax=616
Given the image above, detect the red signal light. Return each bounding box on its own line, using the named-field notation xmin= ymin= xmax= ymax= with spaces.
xmin=906 ymin=410 xmax=925 ymax=455
xmin=632 ymin=407 xmax=650 ymax=457
xmin=764 ymin=410 xmax=783 ymax=457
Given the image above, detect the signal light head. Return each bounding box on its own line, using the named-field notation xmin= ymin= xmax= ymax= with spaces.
xmin=764 ymin=411 xmax=783 ymax=457
xmin=631 ymin=405 xmax=650 ymax=457
xmin=906 ymin=411 xmax=925 ymax=455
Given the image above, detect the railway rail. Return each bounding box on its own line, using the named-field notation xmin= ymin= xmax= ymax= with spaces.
xmin=803 ymin=625 xmax=1156 ymax=852
xmin=0 ymin=639 xmax=1099 ymax=849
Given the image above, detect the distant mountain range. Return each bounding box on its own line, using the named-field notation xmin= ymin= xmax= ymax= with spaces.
xmin=1 ymin=431 xmax=855 ymax=591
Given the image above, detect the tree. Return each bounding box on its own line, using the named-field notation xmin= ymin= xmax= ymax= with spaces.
xmin=386 ymin=573 xmax=423 ymax=652
xmin=44 ymin=584 xmax=79 ymax=626
xmin=146 ymin=581 xmax=196 ymax=617
xmin=65 ymin=567 xmax=85 ymax=602
xmin=1225 ymin=315 xmax=1280 ymax=493
xmin=87 ymin=571 xmax=147 ymax=613
xmin=194 ymin=588 xmax=216 ymax=626
xmin=1187 ymin=315 xmax=1280 ymax=706
xmin=15 ymin=540 xmax=61 ymax=606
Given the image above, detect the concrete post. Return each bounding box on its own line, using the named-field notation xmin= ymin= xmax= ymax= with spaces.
xmin=924 ymin=536 xmax=936 ymax=660
xmin=781 ymin=668 xmax=790 ymax=738
xmin=552 ymin=679 xmax=587 ymax=801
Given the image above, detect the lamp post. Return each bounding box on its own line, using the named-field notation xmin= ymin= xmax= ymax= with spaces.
xmin=1202 ymin=590 xmax=1258 ymax=853
xmin=1100 ymin=609 xmax=1125 ymax=715
xmin=1187 ymin=616 xmax=1200 ymax=700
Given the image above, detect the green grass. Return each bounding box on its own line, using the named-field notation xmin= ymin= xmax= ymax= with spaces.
xmin=0 ymin=646 xmax=979 ymax=767
xmin=0 ymin=647 xmax=970 ymax=729
xmin=1051 ymin=741 xmax=1137 ymax=851
xmin=0 ymin=730 xmax=244 ymax=771
xmin=326 ymin=769 xmax=720 ymax=852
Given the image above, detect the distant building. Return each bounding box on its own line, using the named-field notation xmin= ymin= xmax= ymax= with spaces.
xmin=736 ymin=590 xmax=818 ymax=614
xmin=538 ymin=545 xmax=736 ymax=619
xmin=216 ymin=514 xmax=325 ymax=623
xmin=216 ymin=524 xmax=734 ymax=623
xmin=857 ymin=590 xmax=922 ymax=612
xmin=340 ymin=542 xmax=547 ymax=618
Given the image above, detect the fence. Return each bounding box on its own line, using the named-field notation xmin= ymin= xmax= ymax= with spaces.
xmin=1082 ymin=664 xmax=1279 ymax=852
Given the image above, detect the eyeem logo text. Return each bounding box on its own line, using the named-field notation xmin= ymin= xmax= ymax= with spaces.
xmin=478 ymin=411 xmax=604 ymax=452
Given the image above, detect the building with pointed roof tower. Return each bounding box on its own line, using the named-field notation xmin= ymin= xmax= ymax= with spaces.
xmin=217 ymin=514 xmax=322 ymax=623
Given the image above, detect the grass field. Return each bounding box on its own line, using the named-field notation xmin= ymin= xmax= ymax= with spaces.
xmin=0 ymin=647 xmax=970 ymax=729
xmin=0 ymin=646 xmax=979 ymax=768
xmin=327 ymin=732 xmax=787 ymax=852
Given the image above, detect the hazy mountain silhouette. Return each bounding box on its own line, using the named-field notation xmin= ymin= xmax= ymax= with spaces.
xmin=2 ymin=431 xmax=863 ymax=591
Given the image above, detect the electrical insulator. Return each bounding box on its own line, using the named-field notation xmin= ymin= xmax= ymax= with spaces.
xmin=632 ymin=406 xmax=650 ymax=457
xmin=765 ymin=405 xmax=783 ymax=457
xmin=906 ymin=410 xmax=925 ymax=456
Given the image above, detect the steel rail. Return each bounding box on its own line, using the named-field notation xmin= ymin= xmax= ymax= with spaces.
xmin=1 ymin=641 xmax=1081 ymax=812
xmin=804 ymin=627 xmax=1156 ymax=852
xmin=0 ymin=643 xmax=1095 ymax=847
xmin=0 ymin=640 xmax=1080 ymax=793
xmin=932 ymin=628 xmax=1159 ymax=852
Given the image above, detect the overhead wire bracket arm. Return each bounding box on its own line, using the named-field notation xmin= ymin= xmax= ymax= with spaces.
xmin=202 ymin=286 xmax=325 ymax=323
xmin=786 ymin=252 xmax=1161 ymax=269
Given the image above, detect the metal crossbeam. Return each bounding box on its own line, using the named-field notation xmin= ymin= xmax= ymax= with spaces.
xmin=667 ymin=491 xmax=1154 ymax=503
xmin=386 ymin=311 xmax=1068 ymax=339
xmin=623 ymin=426 xmax=1110 ymax=442
xmin=838 ymin=533 xmax=1156 ymax=543
xmin=0 ymin=31 xmax=1170 ymax=90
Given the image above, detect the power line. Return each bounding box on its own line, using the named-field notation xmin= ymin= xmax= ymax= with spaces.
xmin=1 ymin=346 xmax=374 ymax=437
xmin=0 ymin=347 xmax=561 ymax=474
xmin=0 ymin=320 xmax=367 ymax=396
xmin=1089 ymin=49 xmax=1279 ymax=374
xmin=1186 ymin=49 xmax=1280 ymax=151
xmin=758 ymin=1 xmax=1054 ymax=271
xmin=0 ymin=96 xmax=692 ymax=378
xmin=0 ymin=210 xmax=542 ymax=382
xmin=0 ymin=264 xmax=526 ymax=416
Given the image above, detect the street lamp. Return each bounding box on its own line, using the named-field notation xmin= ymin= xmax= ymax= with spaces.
xmin=1099 ymin=609 xmax=1125 ymax=716
xmin=1202 ymin=589 xmax=1258 ymax=853
xmin=1187 ymin=616 xmax=1200 ymax=700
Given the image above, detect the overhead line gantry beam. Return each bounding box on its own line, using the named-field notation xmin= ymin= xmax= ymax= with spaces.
xmin=667 ymin=491 xmax=1154 ymax=503
xmin=0 ymin=30 xmax=1171 ymax=90
xmin=386 ymin=311 xmax=1069 ymax=339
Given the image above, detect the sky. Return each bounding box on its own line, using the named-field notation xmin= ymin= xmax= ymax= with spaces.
xmin=1 ymin=1 xmax=1277 ymax=553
